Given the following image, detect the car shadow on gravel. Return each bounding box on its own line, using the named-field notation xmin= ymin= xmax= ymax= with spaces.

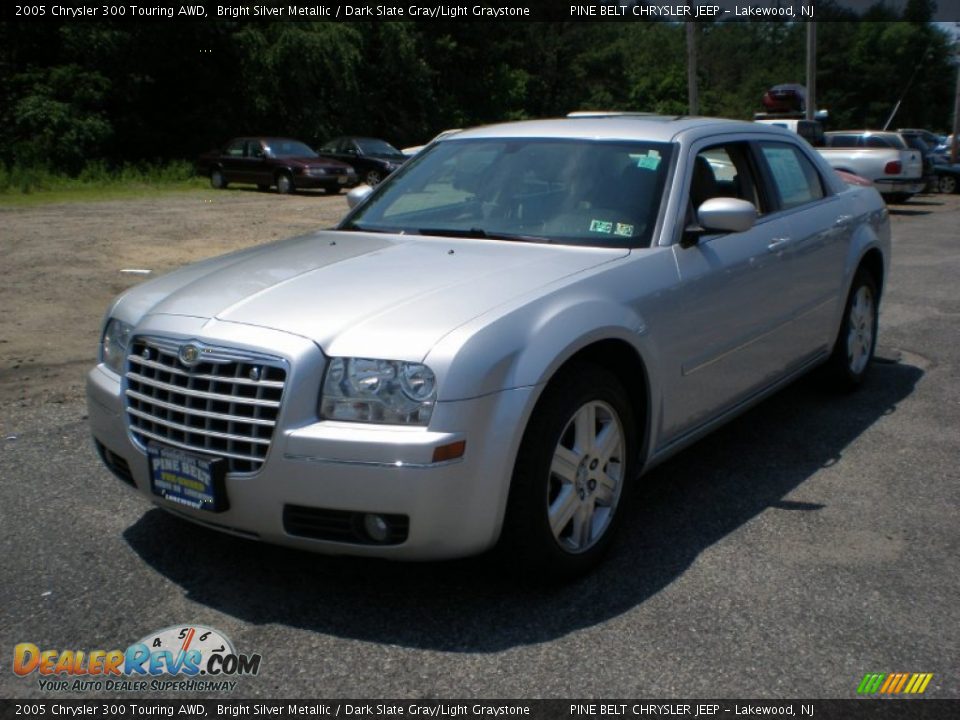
xmin=124 ymin=356 xmax=923 ymax=652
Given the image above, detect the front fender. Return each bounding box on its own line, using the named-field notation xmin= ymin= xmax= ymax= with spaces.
xmin=427 ymin=292 xmax=651 ymax=401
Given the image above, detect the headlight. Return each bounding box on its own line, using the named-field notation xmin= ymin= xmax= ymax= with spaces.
xmin=306 ymin=167 xmax=328 ymax=176
xmin=320 ymin=357 xmax=437 ymax=426
xmin=101 ymin=318 xmax=134 ymax=375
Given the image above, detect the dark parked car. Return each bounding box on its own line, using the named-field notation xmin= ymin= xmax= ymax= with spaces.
xmin=316 ymin=137 xmax=407 ymax=186
xmin=897 ymin=131 xmax=938 ymax=191
xmin=931 ymin=155 xmax=960 ymax=194
xmin=761 ymin=83 xmax=807 ymax=113
xmin=197 ymin=137 xmax=358 ymax=194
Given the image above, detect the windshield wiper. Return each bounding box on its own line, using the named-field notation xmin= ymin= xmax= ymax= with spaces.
xmin=339 ymin=223 xmax=397 ymax=234
xmin=416 ymin=227 xmax=551 ymax=244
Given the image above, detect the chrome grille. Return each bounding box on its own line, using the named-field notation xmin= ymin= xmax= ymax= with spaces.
xmin=125 ymin=338 xmax=287 ymax=474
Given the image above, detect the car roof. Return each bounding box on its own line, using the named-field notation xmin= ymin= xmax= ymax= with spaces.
xmin=826 ymin=130 xmax=900 ymax=137
xmin=450 ymin=115 xmax=771 ymax=144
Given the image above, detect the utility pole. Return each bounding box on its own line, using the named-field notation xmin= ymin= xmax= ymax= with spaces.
xmin=805 ymin=20 xmax=817 ymax=121
xmin=686 ymin=18 xmax=698 ymax=115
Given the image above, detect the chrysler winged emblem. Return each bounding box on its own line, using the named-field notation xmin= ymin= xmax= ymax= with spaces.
xmin=178 ymin=343 xmax=202 ymax=367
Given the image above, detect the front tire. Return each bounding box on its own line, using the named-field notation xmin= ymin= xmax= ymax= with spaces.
xmin=825 ymin=269 xmax=879 ymax=390
xmin=276 ymin=172 xmax=294 ymax=194
xmin=501 ymin=363 xmax=637 ymax=580
xmin=364 ymin=169 xmax=383 ymax=186
xmin=938 ymin=175 xmax=957 ymax=194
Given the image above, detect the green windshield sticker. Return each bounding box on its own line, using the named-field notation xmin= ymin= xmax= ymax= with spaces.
xmin=636 ymin=154 xmax=661 ymax=170
xmin=589 ymin=219 xmax=613 ymax=234
xmin=614 ymin=223 xmax=634 ymax=237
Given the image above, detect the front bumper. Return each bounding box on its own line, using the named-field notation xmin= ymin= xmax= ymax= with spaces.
xmin=86 ymin=317 xmax=532 ymax=560
xmin=295 ymin=171 xmax=358 ymax=190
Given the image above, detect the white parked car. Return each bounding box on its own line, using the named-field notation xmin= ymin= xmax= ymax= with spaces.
xmin=401 ymin=128 xmax=462 ymax=157
xmin=819 ymin=130 xmax=925 ymax=203
xmin=88 ymin=116 xmax=890 ymax=578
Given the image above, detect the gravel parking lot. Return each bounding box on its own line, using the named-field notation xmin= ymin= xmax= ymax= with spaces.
xmin=1 ymin=189 xmax=958 ymax=699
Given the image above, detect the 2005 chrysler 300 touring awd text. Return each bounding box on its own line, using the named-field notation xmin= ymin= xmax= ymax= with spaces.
xmin=88 ymin=116 xmax=890 ymax=577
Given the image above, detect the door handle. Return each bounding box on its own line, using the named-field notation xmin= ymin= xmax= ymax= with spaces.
xmin=835 ymin=214 xmax=853 ymax=226
xmin=767 ymin=237 xmax=792 ymax=252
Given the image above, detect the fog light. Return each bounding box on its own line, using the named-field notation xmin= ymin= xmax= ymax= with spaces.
xmin=363 ymin=513 xmax=390 ymax=543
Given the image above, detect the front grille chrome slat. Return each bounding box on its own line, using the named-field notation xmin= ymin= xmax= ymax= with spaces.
xmin=125 ymin=371 xmax=281 ymax=408
xmin=127 ymin=408 xmax=272 ymax=446
xmin=124 ymin=338 xmax=287 ymax=474
xmin=132 ymin=427 xmax=267 ymax=464
xmin=123 ymin=392 xmax=276 ymax=427
xmin=128 ymin=354 xmax=285 ymax=388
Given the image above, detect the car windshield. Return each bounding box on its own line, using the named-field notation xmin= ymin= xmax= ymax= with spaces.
xmin=342 ymin=138 xmax=673 ymax=248
xmin=356 ymin=138 xmax=403 ymax=157
xmin=265 ymin=140 xmax=318 ymax=158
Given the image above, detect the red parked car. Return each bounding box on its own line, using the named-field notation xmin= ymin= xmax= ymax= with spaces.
xmin=761 ymin=84 xmax=807 ymax=113
xmin=197 ymin=137 xmax=358 ymax=194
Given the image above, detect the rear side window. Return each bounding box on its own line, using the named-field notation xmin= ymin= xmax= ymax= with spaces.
xmin=826 ymin=134 xmax=858 ymax=148
xmin=759 ymin=142 xmax=825 ymax=210
xmin=865 ymin=136 xmax=893 ymax=148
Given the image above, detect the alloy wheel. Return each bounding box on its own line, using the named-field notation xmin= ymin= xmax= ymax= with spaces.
xmin=547 ymin=400 xmax=625 ymax=553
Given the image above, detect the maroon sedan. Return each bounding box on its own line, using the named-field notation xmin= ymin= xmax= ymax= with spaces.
xmin=197 ymin=137 xmax=358 ymax=194
xmin=761 ymin=83 xmax=807 ymax=114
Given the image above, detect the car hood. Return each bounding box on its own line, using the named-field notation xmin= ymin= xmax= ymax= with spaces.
xmin=120 ymin=230 xmax=628 ymax=360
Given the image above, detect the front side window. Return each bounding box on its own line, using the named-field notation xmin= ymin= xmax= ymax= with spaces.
xmin=342 ymin=138 xmax=674 ymax=248
xmin=264 ymin=140 xmax=317 ymax=158
xmin=690 ymin=143 xmax=763 ymax=213
xmin=759 ymin=142 xmax=825 ymax=210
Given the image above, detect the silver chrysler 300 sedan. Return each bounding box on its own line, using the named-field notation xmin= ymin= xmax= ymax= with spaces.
xmin=87 ymin=116 xmax=890 ymax=578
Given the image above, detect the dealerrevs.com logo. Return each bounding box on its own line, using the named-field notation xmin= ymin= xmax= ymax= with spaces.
xmin=13 ymin=625 xmax=261 ymax=693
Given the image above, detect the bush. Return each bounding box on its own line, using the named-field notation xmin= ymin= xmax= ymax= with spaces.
xmin=0 ymin=160 xmax=198 ymax=195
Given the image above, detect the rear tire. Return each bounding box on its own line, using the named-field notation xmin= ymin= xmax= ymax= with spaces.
xmin=824 ymin=269 xmax=879 ymax=391
xmin=938 ymin=175 xmax=957 ymax=194
xmin=500 ymin=363 xmax=637 ymax=581
xmin=210 ymin=169 xmax=227 ymax=189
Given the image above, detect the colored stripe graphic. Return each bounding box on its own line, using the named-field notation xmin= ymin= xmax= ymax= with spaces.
xmin=857 ymin=673 xmax=885 ymax=694
xmin=857 ymin=672 xmax=933 ymax=694
xmin=904 ymin=673 xmax=933 ymax=694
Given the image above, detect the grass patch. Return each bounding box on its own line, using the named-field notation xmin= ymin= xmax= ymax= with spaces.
xmin=0 ymin=161 xmax=209 ymax=206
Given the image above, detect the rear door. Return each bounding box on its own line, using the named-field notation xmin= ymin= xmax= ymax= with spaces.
xmin=220 ymin=139 xmax=247 ymax=182
xmin=755 ymin=140 xmax=851 ymax=359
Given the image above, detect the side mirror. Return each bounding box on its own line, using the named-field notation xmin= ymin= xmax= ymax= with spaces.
xmin=681 ymin=198 xmax=757 ymax=248
xmin=346 ymin=184 xmax=374 ymax=209
xmin=697 ymin=197 xmax=757 ymax=233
